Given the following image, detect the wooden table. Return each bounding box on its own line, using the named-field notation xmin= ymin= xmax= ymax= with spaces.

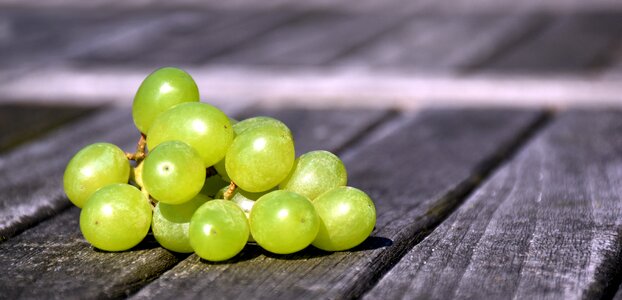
xmin=2 ymin=104 xmax=622 ymax=299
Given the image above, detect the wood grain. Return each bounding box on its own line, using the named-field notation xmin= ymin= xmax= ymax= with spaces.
xmin=211 ymin=12 xmax=404 ymax=66
xmin=340 ymin=14 xmax=547 ymax=71
xmin=0 ymin=107 xmax=392 ymax=299
xmin=478 ymin=13 xmax=622 ymax=73
xmin=77 ymin=10 xmax=302 ymax=65
xmin=131 ymin=109 xmax=546 ymax=300
xmin=0 ymin=108 xmax=137 ymax=241
xmin=365 ymin=110 xmax=622 ymax=299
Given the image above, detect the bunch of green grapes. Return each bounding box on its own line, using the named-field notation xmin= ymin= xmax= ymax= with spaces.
xmin=63 ymin=67 xmax=377 ymax=261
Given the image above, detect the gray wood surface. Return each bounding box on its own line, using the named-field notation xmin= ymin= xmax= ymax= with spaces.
xmin=77 ymin=10 xmax=302 ymax=65
xmin=212 ymin=12 xmax=405 ymax=66
xmin=0 ymin=108 xmax=137 ymax=241
xmin=0 ymin=107 xmax=392 ymax=299
xmin=0 ymin=207 xmax=183 ymax=299
xmin=340 ymin=14 xmax=547 ymax=71
xmin=365 ymin=110 xmax=622 ymax=299
xmin=478 ymin=13 xmax=622 ymax=73
xmin=130 ymin=109 xmax=545 ymax=300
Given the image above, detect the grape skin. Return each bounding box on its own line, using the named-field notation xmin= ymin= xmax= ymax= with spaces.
xmin=226 ymin=126 xmax=295 ymax=192
xmin=233 ymin=116 xmax=292 ymax=138
xmin=147 ymin=102 xmax=233 ymax=167
xmin=189 ymin=200 xmax=249 ymax=261
xmin=79 ymin=183 xmax=152 ymax=251
xmin=142 ymin=141 xmax=206 ymax=205
xmin=63 ymin=143 xmax=130 ymax=208
xmin=280 ymin=150 xmax=347 ymax=200
xmin=132 ymin=67 xmax=199 ymax=133
xmin=312 ymin=187 xmax=376 ymax=251
xmin=250 ymin=190 xmax=319 ymax=254
xmin=152 ymin=194 xmax=211 ymax=253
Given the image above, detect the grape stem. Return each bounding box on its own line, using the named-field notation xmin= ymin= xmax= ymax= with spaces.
xmin=223 ymin=181 xmax=237 ymax=200
xmin=126 ymin=133 xmax=147 ymax=162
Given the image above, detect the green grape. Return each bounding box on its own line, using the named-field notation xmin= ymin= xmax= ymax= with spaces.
xmin=79 ymin=183 xmax=151 ymax=251
xmin=312 ymin=187 xmax=376 ymax=251
xmin=233 ymin=116 xmax=292 ymax=138
xmin=152 ymin=193 xmax=211 ymax=253
xmin=280 ymin=150 xmax=347 ymax=200
xmin=130 ymin=160 xmax=144 ymax=188
xmin=132 ymin=67 xmax=199 ymax=133
xmin=226 ymin=126 xmax=295 ymax=192
xmin=200 ymin=174 xmax=229 ymax=198
xmin=214 ymin=158 xmax=231 ymax=182
xmin=142 ymin=141 xmax=206 ymax=204
xmin=63 ymin=143 xmax=130 ymax=208
xmin=250 ymin=190 xmax=319 ymax=254
xmin=147 ymin=102 xmax=233 ymax=167
xmin=189 ymin=200 xmax=249 ymax=261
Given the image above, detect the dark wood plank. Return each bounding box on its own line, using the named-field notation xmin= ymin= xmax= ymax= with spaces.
xmin=478 ymin=13 xmax=622 ymax=73
xmin=0 ymin=108 xmax=138 ymax=241
xmin=76 ymin=10 xmax=302 ymax=66
xmin=130 ymin=109 xmax=546 ymax=300
xmin=340 ymin=14 xmax=547 ymax=71
xmin=365 ymin=110 xmax=622 ymax=299
xmin=0 ymin=104 xmax=94 ymax=153
xmin=0 ymin=107 xmax=393 ymax=299
xmin=0 ymin=207 xmax=182 ymax=299
xmin=211 ymin=12 xmax=404 ymax=66
xmin=0 ymin=8 xmax=118 ymax=68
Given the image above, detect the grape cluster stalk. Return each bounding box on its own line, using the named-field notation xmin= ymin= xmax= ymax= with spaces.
xmin=63 ymin=67 xmax=377 ymax=261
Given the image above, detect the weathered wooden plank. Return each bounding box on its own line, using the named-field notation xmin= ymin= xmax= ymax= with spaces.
xmin=0 ymin=104 xmax=94 ymax=153
xmin=211 ymin=12 xmax=404 ymax=66
xmin=0 ymin=207 xmax=182 ymax=299
xmin=130 ymin=109 xmax=546 ymax=300
xmin=0 ymin=108 xmax=138 ymax=241
xmin=0 ymin=107 xmax=392 ymax=299
xmin=478 ymin=13 xmax=622 ymax=73
xmin=0 ymin=8 xmax=117 ymax=68
xmin=365 ymin=110 xmax=622 ymax=299
xmin=340 ymin=14 xmax=547 ymax=71
xmin=136 ymin=11 xmax=303 ymax=65
xmin=76 ymin=10 xmax=301 ymax=65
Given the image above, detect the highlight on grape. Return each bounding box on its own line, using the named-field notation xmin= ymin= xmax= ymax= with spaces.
xmin=63 ymin=67 xmax=377 ymax=261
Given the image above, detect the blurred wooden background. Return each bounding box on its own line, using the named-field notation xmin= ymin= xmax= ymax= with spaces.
xmin=1 ymin=0 xmax=622 ymax=109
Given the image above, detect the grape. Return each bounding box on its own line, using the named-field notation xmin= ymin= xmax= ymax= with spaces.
xmin=189 ymin=200 xmax=249 ymax=261
xmin=130 ymin=160 xmax=144 ymax=188
xmin=152 ymin=193 xmax=211 ymax=253
xmin=250 ymin=190 xmax=319 ymax=254
xmin=226 ymin=126 xmax=295 ymax=192
xmin=213 ymin=158 xmax=231 ymax=182
xmin=142 ymin=141 xmax=206 ymax=204
xmin=280 ymin=150 xmax=347 ymax=200
xmin=233 ymin=116 xmax=292 ymax=138
xmin=63 ymin=143 xmax=130 ymax=208
xmin=147 ymin=102 xmax=233 ymax=167
xmin=79 ymin=183 xmax=151 ymax=251
xmin=312 ymin=187 xmax=376 ymax=251
xmin=215 ymin=186 xmax=273 ymax=216
xmin=200 ymin=175 xmax=229 ymax=198
xmin=132 ymin=67 xmax=199 ymax=133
